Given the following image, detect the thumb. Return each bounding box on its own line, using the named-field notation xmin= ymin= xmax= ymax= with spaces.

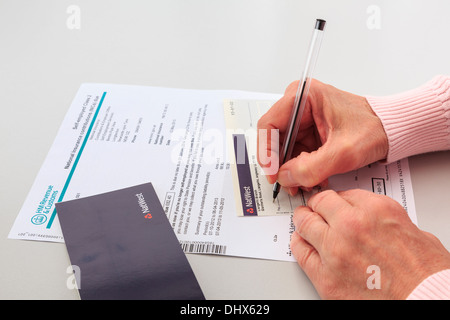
xmin=277 ymin=143 xmax=345 ymax=188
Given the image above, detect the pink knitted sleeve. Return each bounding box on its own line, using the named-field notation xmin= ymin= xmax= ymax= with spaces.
xmin=407 ymin=269 xmax=450 ymax=300
xmin=366 ymin=75 xmax=450 ymax=163
xmin=367 ymin=76 xmax=450 ymax=300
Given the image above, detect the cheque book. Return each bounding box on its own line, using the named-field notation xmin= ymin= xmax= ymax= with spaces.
xmin=9 ymin=83 xmax=417 ymax=262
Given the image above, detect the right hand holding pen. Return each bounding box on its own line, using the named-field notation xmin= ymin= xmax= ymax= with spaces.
xmin=257 ymin=79 xmax=389 ymax=194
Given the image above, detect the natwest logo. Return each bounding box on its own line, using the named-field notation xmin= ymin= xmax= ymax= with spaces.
xmin=136 ymin=192 xmax=152 ymax=220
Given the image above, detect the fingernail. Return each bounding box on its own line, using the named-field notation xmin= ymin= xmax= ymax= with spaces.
xmin=288 ymin=187 xmax=298 ymax=196
xmin=266 ymin=174 xmax=276 ymax=184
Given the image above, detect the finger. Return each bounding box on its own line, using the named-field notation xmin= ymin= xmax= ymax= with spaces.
xmin=319 ymin=179 xmax=329 ymax=189
xmin=257 ymin=82 xmax=300 ymax=143
xmin=257 ymin=87 xmax=298 ymax=133
xmin=293 ymin=205 xmax=329 ymax=253
xmin=307 ymin=190 xmax=353 ymax=225
xmin=257 ymin=81 xmax=310 ymax=183
xmin=291 ymin=131 xmax=320 ymax=158
xmin=283 ymin=186 xmax=299 ymax=197
xmin=290 ymin=231 xmax=322 ymax=277
xmin=257 ymin=92 xmax=298 ymax=182
xmin=277 ymin=142 xmax=341 ymax=188
xmin=257 ymin=127 xmax=280 ymax=184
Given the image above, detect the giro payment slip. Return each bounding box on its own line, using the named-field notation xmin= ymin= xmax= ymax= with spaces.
xmin=9 ymin=84 xmax=417 ymax=262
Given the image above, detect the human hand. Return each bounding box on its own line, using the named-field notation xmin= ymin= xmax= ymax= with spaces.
xmin=291 ymin=189 xmax=450 ymax=299
xmin=257 ymin=79 xmax=388 ymax=194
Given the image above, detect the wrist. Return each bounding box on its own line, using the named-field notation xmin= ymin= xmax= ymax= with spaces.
xmin=362 ymin=97 xmax=389 ymax=162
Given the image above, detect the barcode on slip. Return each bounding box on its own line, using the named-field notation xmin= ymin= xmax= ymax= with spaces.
xmin=180 ymin=241 xmax=227 ymax=255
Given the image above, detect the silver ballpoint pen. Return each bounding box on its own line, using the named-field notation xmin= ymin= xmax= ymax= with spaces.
xmin=273 ymin=19 xmax=326 ymax=202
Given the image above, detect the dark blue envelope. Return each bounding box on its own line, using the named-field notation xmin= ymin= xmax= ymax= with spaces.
xmin=56 ymin=182 xmax=205 ymax=300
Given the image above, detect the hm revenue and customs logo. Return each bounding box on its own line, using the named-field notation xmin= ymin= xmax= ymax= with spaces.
xmin=31 ymin=214 xmax=47 ymax=225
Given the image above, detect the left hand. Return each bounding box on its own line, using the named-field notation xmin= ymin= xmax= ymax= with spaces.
xmin=291 ymin=189 xmax=450 ymax=299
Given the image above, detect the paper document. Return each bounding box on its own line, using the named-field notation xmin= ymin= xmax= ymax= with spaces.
xmin=9 ymin=84 xmax=417 ymax=262
xmin=224 ymin=99 xmax=417 ymax=223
